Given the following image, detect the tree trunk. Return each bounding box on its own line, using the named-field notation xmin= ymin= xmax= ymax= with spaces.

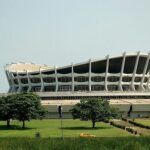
xmin=22 ymin=120 xmax=25 ymax=129
xmin=7 ymin=119 xmax=10 ymax=128
xmin=92 ymin=120 xmax=95 ymax=128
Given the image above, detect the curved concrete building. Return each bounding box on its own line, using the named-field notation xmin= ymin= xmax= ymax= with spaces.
xmin=4 ymin=51 xmax=150 ymax=118
xmin=5 ymin=52 xmax=150 ymax=93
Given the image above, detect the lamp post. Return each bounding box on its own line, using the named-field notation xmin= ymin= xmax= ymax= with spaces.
xmin=58 ymin=105 xmax=63 ymax=139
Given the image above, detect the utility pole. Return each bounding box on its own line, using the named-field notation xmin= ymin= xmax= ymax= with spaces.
xmin=58 ymin=105 xmax=63 ymax=139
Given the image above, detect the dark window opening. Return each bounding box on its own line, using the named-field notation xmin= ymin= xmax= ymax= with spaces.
xmin=135 ymin=85 xmax=140 ymax=91
xmin=42 ymin=70 xmax=55 ymax=75
xmin=136 ymin=57 xmax=147 ymax=74
xmin=18 ymin=73 xmax=26 ymax=76
xmin=57 ymin=67 xmax=71 ymax=74
xmin=13 ymin=73 xmax=17 ymax=77
xmin=22 ymin=86 xmax=28 ymax=92
xmin=44 ymin=86 xmax=55 ymax=92
xmin=107 ymin=76 xmax=119 ymax=82
xmin=58 ymin=85 xmax=72 ymax=91
xmin=134 ymin=77 xmax=141 ymax=82
xmin=31 ymin=86 xmax=41 ymax=92
xmin=58 ymin=77 xmax=72 ymax=82
xmin=91 ymin=76 xmax=105 ymax=82
xmin=108 ymin=57 xmax=122 ymax=73
xmin=91 ymin=60 xmax=106 ymax=73
xmin=74 ymin=85 xmax=89 ymax=91
xmin=122 ymin=77 xmax=132 ymax=82
xmin=31 ymin=78 xmax=41 ymax=83
xmin=107 ymin=85 xmax=118 ymax=91
xmin=21 ymin=78 xmax=28 ymax=84
xmin=74 ymin=63 xmax=89 ymax=73
xmin=91 ymin=85 xmax=104 ymax=91
xmin=144 ymin=78 xmax=148 ymax=83
xmin=30 ymin=73 xmax=39 ymax=75
xmin=43 ymin=77 xmax=55 ymax=83
xmin=122 ymin=85 xmax=130 ymax=91
xmin=74 ymin=76 xmax=88 ymax=82
xmin=14 ymin=79 xmax=18 ymax=84
xmin=124 ymin=56 xmax=136 ymax=73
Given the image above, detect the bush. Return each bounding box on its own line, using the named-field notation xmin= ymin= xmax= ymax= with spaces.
xmin=110 ymin=121 xmax=126 ymax=130
xmin=128 ymin=120 xmax=150 ymax=129
xmin=110 ymin=121 xmax=138 ymax=135
xmin=35 ymin=132 xmax=41 ymax=138
xmin=122 ymin=118 xmax=128 ymax=122
xmin=125 ymin=127 xmax=137 ymax=134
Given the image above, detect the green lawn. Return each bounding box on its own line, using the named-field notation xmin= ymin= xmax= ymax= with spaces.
xmin=0 ymin=137 xmax=149 ymax=150
xmin=134 ymin=119 xmax=150 ymax=126
xmin=0 ymin=119 xmax=132 ymax=137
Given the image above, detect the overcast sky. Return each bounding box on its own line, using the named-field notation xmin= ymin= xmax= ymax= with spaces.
xmin=0 ymin=0 xmax=150 ymax=92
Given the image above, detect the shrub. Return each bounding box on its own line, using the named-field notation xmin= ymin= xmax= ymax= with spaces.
xmin=110 ymin=121 xmax=125 ymax=130
xmin=35 ymin=132 xmax=41 ymax=138
xmin=125 ymin=127 xmax=137 ymax=134
xmin=128 ymin=120 xmax=150 ymax=129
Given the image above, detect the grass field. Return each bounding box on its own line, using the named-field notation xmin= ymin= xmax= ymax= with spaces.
xmin=0 ymin=137 xmax=150 ymax=150
xmin=0 ymin=119 xmax=132 ymax=137
xmin=1 ymin=119 xmax=150 ymax=150
xmin=134 ymin=118 xmax=150 ymax=126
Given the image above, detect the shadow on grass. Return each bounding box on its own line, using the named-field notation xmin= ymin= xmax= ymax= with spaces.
xmin=61 ymin=126 xmax=111 ymax=130
xmin=0 ymin=125 xmax=35 ymax=130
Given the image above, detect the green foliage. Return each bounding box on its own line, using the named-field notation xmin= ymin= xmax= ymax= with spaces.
xmin=128 ymin=119 xmax=150 ymax=129
xmin=0 ymin=137 xmax=150 ymax=150
xmin=0 ymin=93 xmax=46 ymax=128
xmin=70 ymin=98 xmax=120 ymax=128
xmin=0 ymin=95 xmax=17 ymax=127
xmin=0 ymin=119 xmax=132 ymax=137
xmin=14 ymin=93 xmax=46 ymax=128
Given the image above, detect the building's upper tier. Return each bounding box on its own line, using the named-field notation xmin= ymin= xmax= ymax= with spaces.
xmin=5 ymin=52 xmax=150 ymax=75
xmin=4 ymin=52 xmax=150 ymax=93
xmin=5 ymin=63 xmax=54 ymax=73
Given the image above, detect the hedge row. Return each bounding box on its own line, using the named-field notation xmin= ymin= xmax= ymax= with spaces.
xmin=128 ymin=120 xmax=150 ymax=129
xmin=110 ymin=121 xmax=125 ymax=130
xmin=121 ymin=118 xmax=128 ymax=122
xmin=125 ymin=127 xmax=137 ymax=135
xmin=122 ymin=118 xmax=150 ymax=129
xmin=110 ymin=121 xmax=138 ymax=135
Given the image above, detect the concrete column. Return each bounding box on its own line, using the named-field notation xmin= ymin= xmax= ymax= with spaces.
xmin=119 ymin=52 xmax=126 ymax=91
xmin=27 ymin=71 xmax=32 ymax=92
xmin=147 ymin=71 xmax=150 ymax=90
xmin=89 ymin=58 xmax=92 ymax=92
xmin=71 ymin=63 xmax=74 ymax=92
xmin=140 ymin=53 xmax=150 ymax=91
xmin=5 ymin=69 xmax=12 ymax=92
xmin=7 ymin=71 xmax=14 ymax=92
xmin=39 ymin=67 xmax=44 ymax=92
xmin=105 ymin=55 xmax=109 ymax=91
xmin=55 ymin=66 xmax=58 ymax=92
xmin=16 ymin=71 xmax=22 ymax=92
xmin=131 ymin=51 xmax=140 ymax=91
xmin=4 ymin=69 xmax=11 ymax=87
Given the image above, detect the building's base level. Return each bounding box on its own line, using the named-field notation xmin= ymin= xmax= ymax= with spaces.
xmin=42 ymin=98 xmax=150 ymax=119
xmin=44 ymin=112 xmax=150 ymax=119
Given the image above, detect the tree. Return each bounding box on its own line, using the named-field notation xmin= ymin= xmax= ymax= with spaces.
xmin=0 ymin=95 xmax=16 ymax=128
xmin=70 ymin=98 xmax=120 ymax=128
xmin=14 ymin=93 xmax=46 ymax=129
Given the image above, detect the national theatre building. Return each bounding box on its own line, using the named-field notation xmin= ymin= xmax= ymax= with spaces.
xmin=3 ymin=52 xmax=150 ymax=118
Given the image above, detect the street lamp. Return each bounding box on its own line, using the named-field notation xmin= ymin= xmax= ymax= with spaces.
xmin=58 ymin=105 xmax=63 ymax=139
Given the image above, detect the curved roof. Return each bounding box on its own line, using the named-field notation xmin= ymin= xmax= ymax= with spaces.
xmin=5 ymin=63 xmax=54 ymax=73
xmin=5 ymin=52 xmax=149 ymax=73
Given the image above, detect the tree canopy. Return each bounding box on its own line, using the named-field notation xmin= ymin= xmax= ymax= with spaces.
xmin=0 ymin=95 xmax=17 ymax=127
xmin=70 ymin=98 xmax=120 ymax=128
xmin=0 ymin=93 xmax=46 ymax=128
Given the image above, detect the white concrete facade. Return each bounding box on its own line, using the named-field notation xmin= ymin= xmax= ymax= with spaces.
xmin=5 ymin=52 xmax=150 ymax=94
